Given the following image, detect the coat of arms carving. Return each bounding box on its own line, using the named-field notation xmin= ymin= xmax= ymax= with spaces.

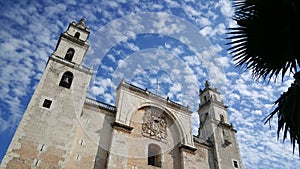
xmin=142 ymin=108 xmax=167 ymax=141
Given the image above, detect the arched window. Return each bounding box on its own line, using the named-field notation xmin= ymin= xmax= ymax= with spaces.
xmin=148 ymin=144 xmax=162 ymax=167
xmin=59 ymin=71 xmax=73 ymax=89
xmin=64 ymin=48 xmax=75 ymax=62
xmin=74 ymin=32 xmax=80 ymax=39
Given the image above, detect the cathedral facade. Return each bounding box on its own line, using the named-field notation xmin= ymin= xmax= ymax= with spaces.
xmin=1 ymin=19 xmax=243 ymax=169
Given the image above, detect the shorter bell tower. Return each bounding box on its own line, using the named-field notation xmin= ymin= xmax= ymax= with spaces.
xmin=198 ymin=81 xmax=243 ymax=169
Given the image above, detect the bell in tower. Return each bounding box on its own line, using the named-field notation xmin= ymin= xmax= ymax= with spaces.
xmin=64 ymin=48 xmax=75 ymax=61
xmin=59 ymin=71 xmax=73 ymax=89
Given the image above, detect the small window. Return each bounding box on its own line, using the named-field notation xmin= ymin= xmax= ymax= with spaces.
xmin=75 ymin=154 xmax=81 ymax=160
xmin=42 ymin=99 xmax=52 ymax=108
xmin=40 ymin=144 xmax=45 ymax=151
xmin=74 ymin=32 xmax=80 ymax=39
xmin=233 ymin=160 xmax=239 ymax=168
xmin=148 ymin=144 xmax=162 ymax=167
xmin=33 ymin=159 xmax=40 ymax=166
xmin=78 ymin=139 xmax=85 ymax=146
xmin=64 ymin=48 xmax=75 ymax=62
xmin=59 ymin=71 xmax=73 ymax=89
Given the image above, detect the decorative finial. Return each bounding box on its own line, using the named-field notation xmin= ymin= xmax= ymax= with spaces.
xmin=73 ymin=18 xmax=89 ymax=30
xmin=205 ymin=80 xmax=210 ymax=89
xmin=79 ymin=18 xmax=85 ymax=26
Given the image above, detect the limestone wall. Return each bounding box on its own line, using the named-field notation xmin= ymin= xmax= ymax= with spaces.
xmin=0 ymin=57 xmax=92 ymax=169
xmin=64 ymin=103 xmax=115 ymax=169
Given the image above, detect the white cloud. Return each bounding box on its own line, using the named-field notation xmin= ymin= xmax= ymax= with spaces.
xmin=107 ymin=54 xmax=116 ymax=62
xmin=215 ymin=56 xmax=231 ymax=68
xmin=126 ymin=42 xmax=140 ymax=51
xmin=106 ymin=1 xmax=119 ymax=8
xmin=217 ymin=0 xmax=234 ymax=18
xmin=164 ymin=43 xmax=171 ymax=48
xmin=44 ymin=3 xmax=67 ymax=16
xmin=165 ymin=0 xmax=180 ymax=8
xmin=199 ymin=26 xmax=212 ymax=36
xmin=199 ymin=23 xmax=226 ymax=37
xmin=183 ymin=55 xmax=201 ymax=66
xmin=117 ymin=59 xmax=128 ymax=68
xmin=170 ymin=82 xmax=182 ymax=93
xmin=153 ymin=13 xmax=186 ymax=35
xmin=90 ymin=86 xmax=105 ymax=96
xmin=196 ymin=17 xmax=212 ymax=26
xmin=183 ymin=4 xmax=201 ymax=17
xmin=253 ymin=110 xmax=262 ymax=115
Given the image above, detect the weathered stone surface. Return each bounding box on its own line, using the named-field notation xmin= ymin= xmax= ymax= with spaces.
xmin=1 ymin=20 xmax=243 ymax=169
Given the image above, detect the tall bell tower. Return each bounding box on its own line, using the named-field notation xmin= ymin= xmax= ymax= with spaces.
xmin=198 ymin=81 xmax=243 ymax=169
xmin=1 ymin=19 xmax=93 ymax=169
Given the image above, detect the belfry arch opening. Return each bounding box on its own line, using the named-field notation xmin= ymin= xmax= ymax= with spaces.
xmin=59 ymin=71 xmax=73 ymax=89
xmin=74 ymin=32 xmax=80 ymax=39
xmin=64 ymin=48 xmax=75 ymax=62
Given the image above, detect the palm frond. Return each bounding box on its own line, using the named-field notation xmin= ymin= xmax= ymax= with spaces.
xmin=263 ymin=72 xmax=300 ymax=154
xmin=228 ymin=0 xmax=300 ymax=81
xmin=229 ymin=0 xmax=300 ymax=155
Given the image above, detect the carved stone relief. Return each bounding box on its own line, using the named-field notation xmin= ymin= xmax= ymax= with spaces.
xmin=142 ymin=108 xmax=167 ymax=141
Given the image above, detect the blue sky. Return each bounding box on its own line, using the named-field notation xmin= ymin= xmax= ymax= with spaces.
xmin=0 ymin=0 xmax=299 ymax=168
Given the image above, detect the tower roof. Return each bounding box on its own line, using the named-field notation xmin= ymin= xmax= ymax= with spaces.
xmin=199 ymin=80 xmax=219 ymax=94
xmin=70 ymin=18 xmax=90 ymax=32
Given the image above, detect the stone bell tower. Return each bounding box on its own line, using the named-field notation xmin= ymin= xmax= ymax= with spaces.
xmin=198 ymin=81 xmax=243 ymax=169
xmin=1 ymin=19 xmax=93 ymax=169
